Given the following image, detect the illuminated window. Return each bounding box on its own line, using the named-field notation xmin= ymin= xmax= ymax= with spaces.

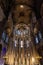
xmin=2 ymin=47 xmax=7 ymax=56
xmin=14 ymin=40 xmax=18 ymax=47
xmin=2 ymin=31 xmax=9 ymax=43
xmin=5 ymin=36 xmax=9 ymax=43
xmin=19 ymin=40 xmax=24 ymax=48
xmin=2 ymin=31 xmax=6 ymax=41
xmin=26 ymin=40 xmax=29 ymax=47
xmin=13 ymin=24 xmax=31 ymax=49
xmin=35 ymin=35 xmax=39 ymax=44
xmin=38 ymin=31 xmax=42 ymax=40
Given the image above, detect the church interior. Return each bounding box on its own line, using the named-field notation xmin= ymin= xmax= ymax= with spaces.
xmin=0 ymin=0 xmax=43 ymax=65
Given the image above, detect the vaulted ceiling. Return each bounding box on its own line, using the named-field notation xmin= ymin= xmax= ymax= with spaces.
xmin=0 ymin=0 xmax=43 ymax=38
xmin=0 ymin=0 xmax=43 ymax=17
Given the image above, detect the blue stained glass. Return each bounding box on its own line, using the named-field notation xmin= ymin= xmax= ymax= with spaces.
xmin=38 ymin=31 xmax=42 ymax=40
xmin=5 ymin=36 xmax=8 ymax=43
xmin=17 ymin=30 xmax=21 ymax=35
xmin=2 ymin=47 xmax=6 ymax=56
xmin=15 ymin=30 xmax=21 ymax=35
xmin=2 ymin=32 xmax=6 ymax=41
